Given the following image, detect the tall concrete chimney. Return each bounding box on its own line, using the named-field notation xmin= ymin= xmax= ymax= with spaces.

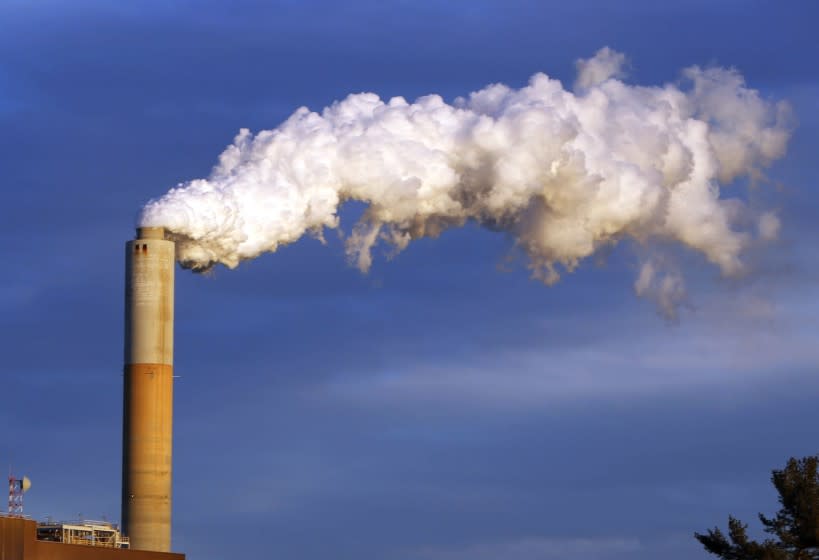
xmin=122 ymin=226 xmax=175 ymax=552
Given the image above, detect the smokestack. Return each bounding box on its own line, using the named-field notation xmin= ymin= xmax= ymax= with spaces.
xmin=122 ymin=226 xmax=175 ymax=551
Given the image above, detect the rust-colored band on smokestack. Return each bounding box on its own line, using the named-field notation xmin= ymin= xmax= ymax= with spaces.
xmin=123 ymin=226 xmax=175 ymax=552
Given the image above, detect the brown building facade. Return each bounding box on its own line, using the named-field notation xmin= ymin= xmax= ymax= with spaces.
xmin=0 ymin=517 xmax=184 ymax=560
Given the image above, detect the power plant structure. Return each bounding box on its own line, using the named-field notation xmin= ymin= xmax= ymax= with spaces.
xmin=0 ymin=227 xmax=184 ymax=560
xmin=122 ymin=226 xmax=176 ymax=553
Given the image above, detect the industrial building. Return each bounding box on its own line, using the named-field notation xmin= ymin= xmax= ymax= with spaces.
xmin=0 ymin=227 xmax=184 ymax=559
xmin=0 ymin=516 xmax=184 ymax=560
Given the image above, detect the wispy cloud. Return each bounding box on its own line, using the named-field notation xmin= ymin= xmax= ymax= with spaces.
xmin=406 ymin=536 xmax=642 ymax=560
xmin=316 ymin=285 xmax=819 ymax=409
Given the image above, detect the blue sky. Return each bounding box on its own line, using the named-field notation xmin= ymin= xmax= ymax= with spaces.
xmin=1 ymin=1 xmax=818 ymax=558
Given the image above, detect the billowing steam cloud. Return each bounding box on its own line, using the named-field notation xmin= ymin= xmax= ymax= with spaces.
xmin=140 ymin=48 xmax=791 ymax=313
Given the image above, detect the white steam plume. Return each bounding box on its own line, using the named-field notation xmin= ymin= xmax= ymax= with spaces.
xmin=140 ymin=48 xmax=791 ymax=305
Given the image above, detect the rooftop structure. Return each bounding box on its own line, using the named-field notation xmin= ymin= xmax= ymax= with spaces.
xmin=37 ymin=520 xmax=130 ymax=549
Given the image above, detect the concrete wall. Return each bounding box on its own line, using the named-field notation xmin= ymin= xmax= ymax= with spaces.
xmin=123 ymin=227 xmax=176 ymax=552
xmin=0 ymin=518 xmax=184 ymax=560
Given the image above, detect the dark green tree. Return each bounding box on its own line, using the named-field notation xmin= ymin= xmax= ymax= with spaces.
xmin=696 ymin=456 xmax=819 ymax=559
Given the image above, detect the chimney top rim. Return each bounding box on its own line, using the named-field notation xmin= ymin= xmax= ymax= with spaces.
xmin=136 ymin=227 xmax=166 ymax=240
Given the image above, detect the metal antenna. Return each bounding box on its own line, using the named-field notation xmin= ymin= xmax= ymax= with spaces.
xmin=7 ymin=469 xmax=31 ymax=516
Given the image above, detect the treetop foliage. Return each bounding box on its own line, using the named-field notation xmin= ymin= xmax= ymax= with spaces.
xmin=696 ymin=456 xmax=819 ymax=560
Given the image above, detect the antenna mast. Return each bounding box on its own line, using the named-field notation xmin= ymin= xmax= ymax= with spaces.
xmin=8 ymin=470 xmax=31 ymax=516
